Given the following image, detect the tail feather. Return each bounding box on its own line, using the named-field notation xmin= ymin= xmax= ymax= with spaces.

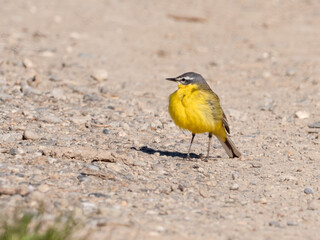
xmin=218 ymin=136 xmax=241 ymax=158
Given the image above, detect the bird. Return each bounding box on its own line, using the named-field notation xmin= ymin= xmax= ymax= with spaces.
xmin=166 ymin=72 xmax=241 ymax=159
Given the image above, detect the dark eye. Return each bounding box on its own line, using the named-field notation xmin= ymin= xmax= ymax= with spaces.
xmin=180 ymin=78 xmax=186 ymax=83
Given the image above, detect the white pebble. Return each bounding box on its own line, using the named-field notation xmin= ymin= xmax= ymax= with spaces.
xmin=230 ymin=183 xmax=239 ymax=190
xmin=295 ymin=111 xmax=309 ymax=119
xmin=91 ymin=69 xmax=108 ymax=81
xmin=23 ymin=58 xmax=33 ymax=68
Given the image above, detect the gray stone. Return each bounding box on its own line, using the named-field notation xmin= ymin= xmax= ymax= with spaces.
xmin=9 ymin=148 xmax=24 ymax=156
xmin=309 ymin=122 xmax=320 ymax=128
xmin=304 ymin=187 xmax=313 ymax=195
xmin=287 ymin=221 xmax=298 ymax=226
xmin=87 ymin=164 xmax=100 ymax=171
xmin=83 ymin=94 xmax=101 ymax=102
xmin=88 ymin=193 xmax=110 ymax=198
xmin=269 ymin=221 xmax=281 ymax=227
xmin=1 ymin=133 xmax=23 ymax=142
xmin=102 ymin=128 xmax=110 ymax=134
xmin=48 ymin=75 xmax=59 ymax=82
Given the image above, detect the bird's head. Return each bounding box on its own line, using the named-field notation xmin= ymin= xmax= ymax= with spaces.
xmin=166 ymin=72 xmax=209 ymax=89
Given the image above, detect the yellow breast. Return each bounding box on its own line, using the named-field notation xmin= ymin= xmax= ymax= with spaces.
xmin=168 ymin=84 xmax=225 ymax=136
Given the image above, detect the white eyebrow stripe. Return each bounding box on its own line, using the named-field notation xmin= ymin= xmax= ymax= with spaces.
xmin=179 ymin=76 xmax=194 ymax=80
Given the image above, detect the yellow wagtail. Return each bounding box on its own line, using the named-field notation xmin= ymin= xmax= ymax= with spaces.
xmin=166 ymin=72 xmax=241 ymax=159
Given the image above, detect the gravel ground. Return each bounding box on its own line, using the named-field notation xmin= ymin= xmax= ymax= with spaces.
xmin=0 ymin=0 xmax=320 ymax=239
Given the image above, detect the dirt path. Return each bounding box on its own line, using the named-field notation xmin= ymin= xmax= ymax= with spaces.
xmin=0 ymin=0 xmax=320 ymax=239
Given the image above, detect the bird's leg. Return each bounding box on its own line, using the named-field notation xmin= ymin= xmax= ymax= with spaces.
xmin=206 ymin=133 xmax=213 ymax=159
xmin=187 ymin=133 xmax=195 ymax=159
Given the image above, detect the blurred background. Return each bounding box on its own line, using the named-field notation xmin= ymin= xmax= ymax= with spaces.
xmin=1 ymin=0 xmax=319 ymax=96
xmin=1 ymin=0 xmax=320 ymax=239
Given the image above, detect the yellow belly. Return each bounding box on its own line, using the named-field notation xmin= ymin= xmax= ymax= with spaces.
xmin=168 ymin=86 xmax=226 ymax=138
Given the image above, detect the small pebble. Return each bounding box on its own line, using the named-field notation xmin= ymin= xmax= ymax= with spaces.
xmin=91 ymin=69 xmax=108 ymax=81
xmin=9 ymin=148 xmax=24 ymax=156
xmin=177 ymin=184 xmax=184 ymax=192
xmin=287 ymin=221 xmax=298 ymax=226
xmin=199 ymin=186 xmax=209 ymax=197
xmin=83 ymin=94 xmax=101 ymax=102
xmin=27 ymin=75 xmax=41 ymax=87
xmin=295 ymin=111 xmax=309 ymax=119
xmin=49 ymin=74 xmax=59 ymax=82
xmin=304 ymin=187 xmax=313 ymax=195
xmin=308 ymin=122 xmax=320 ymax=128
xmin=88 ymin=193 xmax=110 ymax=198
xmin=260 ymin=198 xmax=267 ymax=204
xmin=82 ymin=202 xmax=96 ymax=209
xmin=23 ymin=129 xmax=40 ymax=140
xmin=87 ymin=164 xmax=100 ymax=171
xmin=118 ymin=131 xmax=126 ymax=137
xmin=23 ymin=58 xmax=33 ymax=68
xmin=232 ymin=172 xmax=239 ymax=180
xmin=230 ymin=183 xmax=239 ymax=190
xmin=250 ymin=162 xmax=262 ymax=168
xmin=102 ymin=129 xmax=110 ymax=134
xmin=38 ymin=184 xmax=50 ymax=193
xmin=269 ymin=221 xmax=281 ymax=227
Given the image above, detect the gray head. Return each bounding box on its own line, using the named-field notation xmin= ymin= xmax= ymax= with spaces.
xmin=166 ymin=72 xmax=210 ymax=89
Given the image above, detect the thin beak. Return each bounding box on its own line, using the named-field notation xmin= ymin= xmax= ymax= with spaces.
xmin=166 ymin=77 xmax=178 ymax=82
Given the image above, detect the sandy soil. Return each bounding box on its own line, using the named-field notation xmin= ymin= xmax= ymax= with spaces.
xmin=0 ymin=0 xmax=320 ymax=239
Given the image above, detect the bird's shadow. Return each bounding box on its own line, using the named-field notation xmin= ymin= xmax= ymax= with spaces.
xmin=132 ymin=146 xmax=200 ymax=159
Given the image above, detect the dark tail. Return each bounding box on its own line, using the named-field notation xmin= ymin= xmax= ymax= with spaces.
xmin=218 ymin=136 xmax=241 ymax=158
